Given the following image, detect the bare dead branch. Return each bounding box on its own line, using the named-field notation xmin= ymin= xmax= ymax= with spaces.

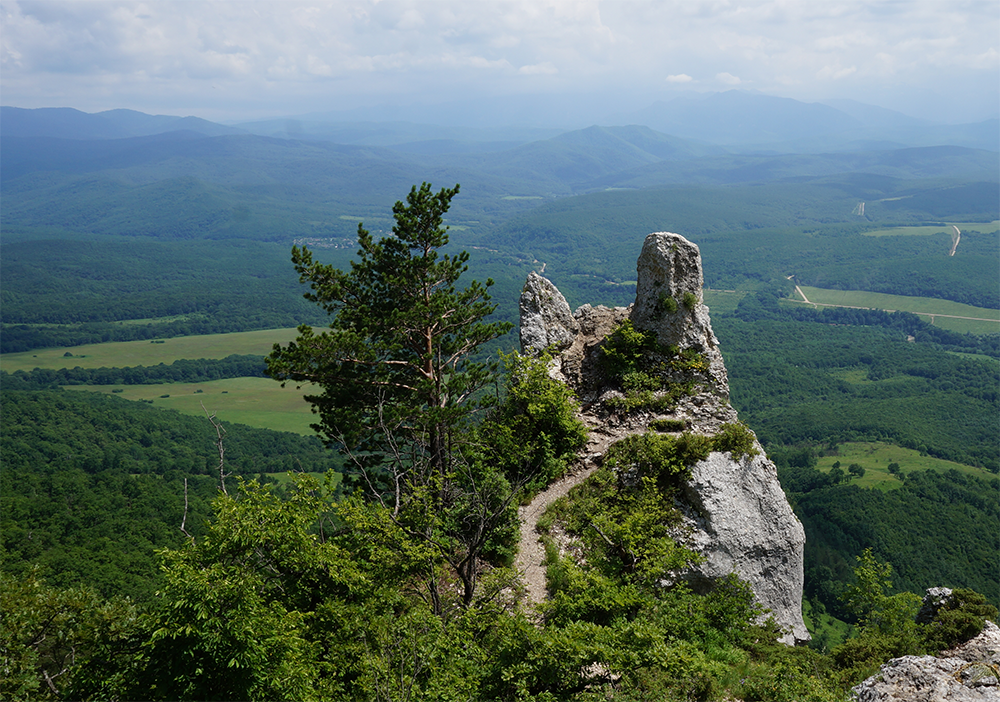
xmin=179 ymin=477 xmax=193 ymax=541
xmin=201 ymin=401 xmax=230 ymax=495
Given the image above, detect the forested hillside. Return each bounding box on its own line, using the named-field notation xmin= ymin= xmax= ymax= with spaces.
xmin=1 ymin=106 xmax=997 ymax=700
xmin=0 ymin=389 xmax=342 ymax=601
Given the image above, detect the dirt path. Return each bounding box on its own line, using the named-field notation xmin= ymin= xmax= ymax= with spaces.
xmin=514 ymin=463 xmax=598 ymax=607
xmin=515 ymin=418 xmax=617 ymax=608
xmin=949 ymin=225 xmax=961 ymax=256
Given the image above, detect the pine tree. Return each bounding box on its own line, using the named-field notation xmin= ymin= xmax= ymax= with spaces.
xmin=267 ymin=182 xmax=514 ymax=608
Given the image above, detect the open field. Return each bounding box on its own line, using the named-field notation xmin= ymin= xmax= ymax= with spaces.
xmin=788 ymin=286 xmax=1000 ymax=335
xmin=65 ymin=378 xmax=317 ymax=435
xmin=703 ymin=289 xmax=748 ymax=315
xmin=813 ymin=441 xmax=994 ymax=492
xmin=862 ymin=221 xmax=999 ymax=237
xmin=1 ymin=328 xmax=301 ymax=373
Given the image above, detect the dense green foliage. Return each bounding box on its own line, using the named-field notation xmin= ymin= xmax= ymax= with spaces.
xmin=715 ymin=315 xmax=1000 ymax=471
xmin=779 ymin=465 xmax=999 ymax=621
xmin=268 ymin=184 xmax=523 ymax=609
xmin=479 ymin=351 xmax=589 ymax=499
xmin=2 ymin=121 xmax=996 ymax=698
xmin=0 ymin=389 xmax=341 ymax=601
xmin=2 ymin=355 xmax=266 ymax=388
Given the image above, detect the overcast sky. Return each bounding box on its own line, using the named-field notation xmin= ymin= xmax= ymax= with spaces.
xmin=2 ymin=0 xmax=997 ymax=125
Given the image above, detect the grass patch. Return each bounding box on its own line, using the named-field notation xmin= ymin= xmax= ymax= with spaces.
xmin=814 ymin=441 xmax=994 ymax=492
xmin=802 ymin=599 xmax=851 ymax=652
xmin=116 ymin=314 xmax=195 ymax=326
xmin=703 ymin=289 xmax=747 ymax=315
xmin=863 ymin=221 xmax=998 ymax=237
xmin=787 ymin=287 xmax=999 ymax=335
xmin=65 ymin=378 xmax=318 ymax=435
xmin=1 ymin=328 xmax=302 ymax=373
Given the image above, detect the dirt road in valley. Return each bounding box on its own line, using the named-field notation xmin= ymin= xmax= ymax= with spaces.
xmin=949 ymin=225 xmax=961 ymax=256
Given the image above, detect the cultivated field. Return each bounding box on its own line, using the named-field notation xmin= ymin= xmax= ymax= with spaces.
xmin=1 ymin=328 xmax=301 ymax=373
xmin=863 ymin=221 xmax=999 ymax=237
xmin=703 ymin=289 xmax=748 ymax=315
xmin=789 ymin=287 xmax=999 ymax=335
xmin=66 ymin=377 xmax=317 ymax=435
xmin=813 ymin=441 xmax=994 ymax=492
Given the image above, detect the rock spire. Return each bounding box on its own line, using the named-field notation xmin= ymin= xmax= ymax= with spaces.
xmin=518 ymin=231 xmax=809 ymax=644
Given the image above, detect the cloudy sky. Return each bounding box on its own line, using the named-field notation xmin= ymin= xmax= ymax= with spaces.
xmin=2 ymin=0 xmax=997 ymax=125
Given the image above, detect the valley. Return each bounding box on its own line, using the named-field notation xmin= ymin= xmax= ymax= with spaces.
xmin=1 ymin=101 xmax=997 ymax=700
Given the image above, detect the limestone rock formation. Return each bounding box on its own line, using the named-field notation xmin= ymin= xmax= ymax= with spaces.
xmin=519 ymin=271 xmax=580 ymax=357
xmin=632 ymin=233 xmax=729 ymax=397
xmin=852 ymin=620 xmax=1000 ymax=701
xmin=518 ymin=231 xmax=809 ymax=645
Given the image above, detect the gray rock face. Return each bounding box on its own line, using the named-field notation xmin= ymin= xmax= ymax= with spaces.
xmin=918 ymin=587 xmax=956 ymax=625
xmin=517 ymin=232 xmax=809 ymax=645
xmin=853 ymin=620 xmax=1000 ymax=701
xmin=519 ymin=271 xmax=580 ymax=356
xmin=679 ymin=451 xmax=808 ymax=644
xmin=632 ymin=232 xmax=728 ymax=397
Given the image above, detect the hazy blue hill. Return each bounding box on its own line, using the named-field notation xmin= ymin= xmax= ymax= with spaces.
xmin=580 ymin=145 xmax=1000 ymax=190
xmin=624 ymin=90 xmax=862 ymax=144
xmin=0 ymin=106 xmax=243 ymax=139
xmin=383 ymin=139 xmax=526 ymax=155
xmin=406 ymin=125 xmax=726 ymax=193
xmin=233 ymin=117 xmax=563 ymax=148
xmin=0 ymin=134 xmax=554 ymax=239
xmin=1 ymin=132 xmax=210 ymax=181
xmin=818 ymin=99 xmax=929 ymax=129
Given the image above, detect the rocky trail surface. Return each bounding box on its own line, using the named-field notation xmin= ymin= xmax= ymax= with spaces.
xmin=514 ymin=415 xmax=618 ymax=608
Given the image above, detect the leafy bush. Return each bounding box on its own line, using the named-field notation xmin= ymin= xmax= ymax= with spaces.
xmin=710 ymin=422 xmax=761 ymax=461
xmin=682 ymin=291 xmax=699 ymax=311
xmin=600 ymin=319 xmax=663 ymax=378
xmin=650 ymin=418 xmax=688 ymax=432
xmin=659 ymin=292 xmax=680 ymax=315
xmin=481 ymin=351 xmax=588 ymax=499
xmin=922 ymin=588 xmax=999 ymax=652
xmin=604 ymin=432 xmax=712 ymax=488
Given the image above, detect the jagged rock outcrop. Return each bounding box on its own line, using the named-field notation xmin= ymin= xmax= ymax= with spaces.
xmin=852 ymin=620 xmax=1000 ymax=701
xmin=518 ymin=231 xmax=809 ymax=645
xmin=631 ymin=232 xmax=729 ymax=397
xmin=520 ymin=272 xmax=580 ymax=356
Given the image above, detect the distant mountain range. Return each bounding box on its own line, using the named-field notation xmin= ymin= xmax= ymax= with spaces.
xmin=3 ymin=91 xmax=998 ymax=152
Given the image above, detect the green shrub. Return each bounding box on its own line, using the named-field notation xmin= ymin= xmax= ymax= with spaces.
xmin=922 ymin=588 xmax=999 ymax=652
xmin=659 ymin=293 xmax=679 ymax=315
xmin=481 ymin=351 xmax=588 ymax=498
xmin=601 ymin=319 xmax=662 ymax=378
xmin=650 ymin=418 xmax=687 ymax=432
xmin=710 ymin=422 xmax=760 ymax=461
xmin=682 ymin=291 xmax=698 ymax=311
xmin=604 ymin=432 xmax=712 ymax=487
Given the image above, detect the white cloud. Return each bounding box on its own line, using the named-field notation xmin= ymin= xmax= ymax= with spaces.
xmin=0 ymin=0 xmax=995 ymax=120
xmin=519 ymin=62 xmax=558 ymax=75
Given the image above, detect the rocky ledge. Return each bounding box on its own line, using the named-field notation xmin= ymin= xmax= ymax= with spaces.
xmin=853 ymin=620 xmax=1000 ymax=701
xmin=519 ymin=231 xmax=809 ymax=645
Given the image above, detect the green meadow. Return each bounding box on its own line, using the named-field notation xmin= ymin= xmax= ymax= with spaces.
xmin=66 ymin=377 xmax=318 ymax=435
xmin=703 ymin=289 xmax=748 ymax=315
xmin=812 ymin=441 xmax=993 ymax=492
xmin=1 ymin=328 xmax=301 ymax=373
xmin=789 ymin=287 xmax=999 ymax=335
xmin=862 ymin=221 xmax=999 ymax=237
